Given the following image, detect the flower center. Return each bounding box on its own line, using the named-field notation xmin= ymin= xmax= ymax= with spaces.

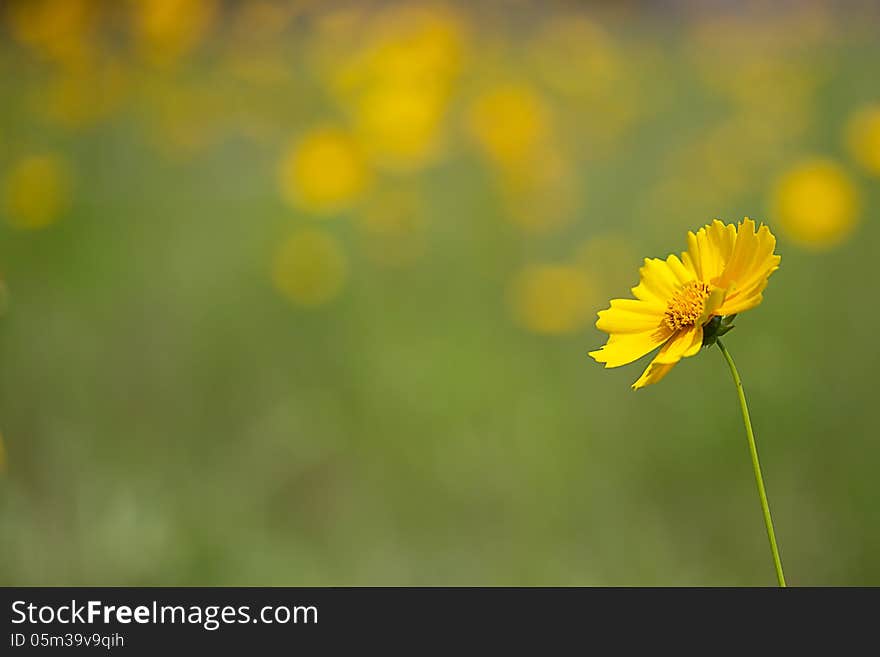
xmin=664 ymin=280 xmax=711 ymax=331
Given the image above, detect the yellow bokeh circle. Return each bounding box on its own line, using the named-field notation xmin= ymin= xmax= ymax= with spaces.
xmin=508 ymin=265 xmax=593 ymax=335
xmin=845 ymin=104 xmax=880 ymax=176
xmin=272 ymin=229 xmax=348 ymax=307
xmin=134 ymin=0 xmax=217 ymax=67
xmin=3 ymin=154 xmax=72 ymax=230
xmin=357 ymin=189 xmax=426 ymax=268
xmin=278 ymin=125 xmax=369 ymax=214
xmin=772 ymin=158 xmax=860 ymax=249
xmin=468 ymin=84 xmax=550 ymax=168
xmin=354 ymin=83 xmax=448 ymax=172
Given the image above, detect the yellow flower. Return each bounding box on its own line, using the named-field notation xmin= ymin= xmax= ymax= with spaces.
xmin=589 ymin=218 xmax=780 ymax=389
xmin=313 ymin=4 xmax=463 ymax=172
xmin=509 ymin=264 xmax=594 ymax=336
xmin=497 ymin=148 xmax=576 ymax=233
xmin=6 ymin=0 xmax=98 ymax=68
xmin=272 ymin=229 xmax=347 ymax=307
xmin=278 ymin=125 xmax=369 ymax=214
xmin=41 ymin=57 xmax=127 ymax=129
xmin=133 ymin=0 xmax=217 ymax=67
xmin=772 ymin=159 xmax=859 ymax=249
xmin=3 ymin=154 xmax=72 ymax=230
xmin=845 ymin=104 xmax=880 ymax=175
xmin=357 ymin=189 xmax=426 ymax=268
xmin=467 ymin=83 xmax=550 ymax=168
xmin=353 ymin=82 xmax=449 ymax=172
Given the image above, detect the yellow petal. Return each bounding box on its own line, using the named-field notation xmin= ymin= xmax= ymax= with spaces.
xmin=717 ymin=217 xmax=758 ymax=288
xmin=681 ymin=250 xmax=697 ymax=273
xmin=716 ymin=266 xmax=778 ymax=315
xmin=732 ymin=223 xmax=776 ymax=285
xmin=686 ymin=220 xmax=732 ymax=283
xmin=736 ymin=225 xmax=779 ymax=291
xmin=715 ymin=219 xmax=780 ymax=315
xmin=630 ymin=325 xmax=702 ymax=389
xmin=632 ymin=361 xmax=676 ymax=389
xmin=589 ymin=326 xmax=673 ymax=368
xmin=686 ymin=230 xmax=705 ymax=280
xmin=665 ymin=253 xmax=696 ymax=284
xmin=653 ymin=324 xmax=703 ymax=364
xmin=595 ymin=298 xmax=665 ymax=334
xmin=698 ymin=286 xmax=727 ymax=324
xmin=631 ymin=257 xmax=679 ymax=303
xmin=717 ymin=293 xmax=764 ymax=316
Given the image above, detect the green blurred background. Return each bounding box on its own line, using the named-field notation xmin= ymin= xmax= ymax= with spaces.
xmin=1 ymin=0 xmax=879 ymax=586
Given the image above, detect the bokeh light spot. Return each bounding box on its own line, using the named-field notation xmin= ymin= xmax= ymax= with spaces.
xmin=529 ymin=15 xmax=622 ymax=101
xmin=508 ymin=265 xmax=594 ymax=336
xmin=354 ymin=83 xmax=448 ymax=172
xmin=41 ymin=57 xmax=128 ymax=128
xmin=845 ymin=104 xmax=880 ymax=176
xmin=134 ymin=0 xmax=217 ymax=67
xmin=499 ymin=150 xmax=576 ymax=233
xmin=278 ymin=125 xmax=370 ymax=214
xmin=468 ymin=83 xmax=550 ymax=168
xmin=3 ymin=154 xmax=72 ymax=230
xmin=272 ymin=229 xmax=348 ymax=307
xmin=357 ymin=189 xmax=426 ymax=268
xmin=576 ymin=234 xmax=639 ymax=298
xmin=772 ymin=158 xmax=860 ymax=249
xmin=6 ymin=0 xmax=97 ymax=67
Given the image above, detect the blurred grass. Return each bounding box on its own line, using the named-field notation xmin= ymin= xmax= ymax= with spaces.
xmin=1 ymin=1 xmax=879 ymax=585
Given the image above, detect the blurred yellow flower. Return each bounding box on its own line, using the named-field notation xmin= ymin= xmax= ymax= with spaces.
xmin=707 ymin=60 xmax=817 ymax=137
xmin=272 ymin=229 xmax=348 ymax=307
xmin=6 ymin=0 xmax=97 ymax=68
xmin=231 ymin=0 xmax=298 ymax=43
xmin=772 ymin=159 xmax=860 ymax=249
xmin=357 ymin=189 xmax=426 ymax=268
xmin=465 ymin=80 xmax=572 ymax=233
xmin=222 ymin=2 xmax=298 ymax=87
xmin=305 ymin=6 xmax=369 ymax=87
xmin=278 ymin=126 xmax=370 ymax=214
xmin=527 ymin=16 xmax=644 ymax=153
xmin=354 ymin=83 xmax=449 ymax=172
xmin=528 ymin=15 xmax=622 ymax=102
xmin=590 ymin=219 xmax=780 ymax=389
xmin=364 ymin=4 xmax=465 ymax=86
xmin=845 ymin=104 xmax=880 ymax=175
xmin=576 ymin=234 xmax=639 ymax=297
xmin=3 ymin=154 xmax=72 ymax=230
xmin=508 ymin=265 xmax=593 ymax=336
xmin=318 ymin=4 xmax=465 ymax=172
xmin=666 ymin=118 xmax=770 ymax=200
xmin=133 ymin=0 xmax=217 ymax=67
xmin=41 ymin=57 xmax=128 ymax=128
xmin=468 ymin=83 xmax=550 ymax=168
xmin=498 ymin=149 xmax=576 ymax=233
xmin=143 ymin=79 xmax=222 ymax=158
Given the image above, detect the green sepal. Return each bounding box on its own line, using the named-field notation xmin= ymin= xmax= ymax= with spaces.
xmin=701 ymin=314 xmax=736 ymax=348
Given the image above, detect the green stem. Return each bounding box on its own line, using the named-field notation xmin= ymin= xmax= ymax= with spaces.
xmin=716 ymin=338 xmax=786 ymax=587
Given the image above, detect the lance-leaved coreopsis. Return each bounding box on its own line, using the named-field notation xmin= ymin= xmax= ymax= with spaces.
xmin=589 ymin=218 xmax=788 ymax=586
xmin=590 ymin=218 xmax=780 ymax=388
